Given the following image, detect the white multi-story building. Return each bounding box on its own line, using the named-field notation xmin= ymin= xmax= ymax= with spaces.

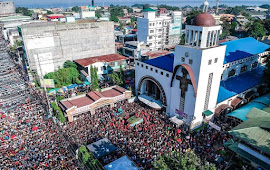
xmin=137 ymin=8 xmax=182 ymax=51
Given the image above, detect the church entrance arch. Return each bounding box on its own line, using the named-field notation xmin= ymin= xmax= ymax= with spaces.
xmin=137 ymin=76 xmax=167 ymax=106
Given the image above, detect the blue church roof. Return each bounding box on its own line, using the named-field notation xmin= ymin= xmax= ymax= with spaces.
xmin=144 ymin=53 xmax=174 ymax=72
xmin=217 ymin=66 xmax=264 ymax=103
xmin=221 ymin=37 xmax=270 ymax=64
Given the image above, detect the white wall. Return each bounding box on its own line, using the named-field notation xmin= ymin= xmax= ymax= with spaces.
xmin=135 ymin=60 xmax=172 ymax=114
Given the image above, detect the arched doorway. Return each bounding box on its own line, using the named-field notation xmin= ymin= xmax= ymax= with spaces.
xmin=215 ymin=104 xmax=233 ymax=121
xmin=137 ymin=76 xmax=167 ymax=107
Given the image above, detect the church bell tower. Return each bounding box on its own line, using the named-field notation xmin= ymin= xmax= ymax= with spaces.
xmin=170 ymin=0 xmax=226 ymax=129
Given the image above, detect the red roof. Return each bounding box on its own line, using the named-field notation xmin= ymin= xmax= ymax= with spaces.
xmin=143 ymin=50 xmax=171 ymax=59
xmin=63 ymin=96 xmax=94 ymax=108
xmin=75 ymin=54 xmax=127 ymax=67
xmin=61 ymin=86 xmax=128 ymax=109
xmin=132 ymin=29 xmax=137 ymax=32
xmin=159 ymin=8 xmax=166 ymax=11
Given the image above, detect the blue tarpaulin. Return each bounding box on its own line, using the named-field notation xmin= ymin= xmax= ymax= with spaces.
xmin=67 ymin=84 xmax=78 ymax=89
xmin=105 ymin=156 xmax=139 ymax=170
xmin=86 ymin=138 xmax=117 ymax=158
xmin=227 ymin=102 xmax=266 ymax=121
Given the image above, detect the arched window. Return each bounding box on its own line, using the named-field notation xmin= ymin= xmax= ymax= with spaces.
xmin=228 ymin=69 xmax=236 ymax=77
xmin=240 ymin=65 xmax=248 ymax=73
xmin=252 ymin=61 xmax=258 ymax=69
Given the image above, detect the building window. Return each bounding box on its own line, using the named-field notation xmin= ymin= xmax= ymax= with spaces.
xmin=141 ymin=64 xmax=143 ymax=67
xmin=228 ymin=69 xmax=236 ymax=77
xmin=240 ymin=65 xmax=247 ymax=73
xmin=146 ymin=66 xmax=148 ymax=69
xmin=155 ymin=69 xmax=158 ymax=73
xmin=150 ymin=68 xmax=153 ymax=71
xmin=158 ymin=35 xmax=162 ymax=38
xmin=161 ymin=71 xmax=163 ymax=75
xmin=252 ymin=61 xmax=258 ymax=69
xmin=158 ymin=48 xmax=161 ymax=50
xmin=149 ymin=36 xmax=153 ymax=40
xmin=189 ymin=59 xmax=193 ymax=65
xmin=109 ymin=62 xmax=115 ymax=67
xmin=208 ymin=60 xmax=212 ymax=65
xmin=150 ymin=30 xmax=154 ymax=33
xmin=149 ymin=23 xmax=152 ymax=26
xmin=103 ymin=66 xmax=106 ymax=71
xmin=214 ymin=58 xmax=218 ymax=63
xmin=153 ymin=23 xmax=155 ymax=26
xmin=137 ymin=63 xmax=139 ymax=66
xmin=149 ymin=43 xmax=153 ymax=46
xmin=158 ymin=41 xmax=162 ymax=44
xmin=166 ymin=73 xmax=169 ymax=77
xmin=182 ymin=57 xmax=185 ymax=62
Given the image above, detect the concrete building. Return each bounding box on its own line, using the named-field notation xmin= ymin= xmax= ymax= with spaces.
xmin=80 ymin=6 xmax=96 ymax=19
xmin=135 ymin=8 xmax=270 ymax=130
xmin=19 ymin=20 xmax=115 ymax=77
xmin=137 ymin=8 xmax=182 ymax=51
xmin=122 ymin=41 xmax=150 ymax=60
xmin=74 ymin=53 xmax=127 ymax=82
xmin=0 ymin=1 xmax=15 ymax=16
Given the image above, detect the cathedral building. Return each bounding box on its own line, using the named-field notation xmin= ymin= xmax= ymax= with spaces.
xmin=135 ymin=5 xmax=270 ymax=129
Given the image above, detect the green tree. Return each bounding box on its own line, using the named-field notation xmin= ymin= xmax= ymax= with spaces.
xmin=16 ymin=7 xmax=33 ymax=16
xmin=63 ymin=60 xmax=77 ymax=69
xmin=153 ymin=150 xmax=216 ymax=170
xmin=90 ymin=66 xmax=99 ymax=90
xmin=110 ymin=15 xmax=119 ymax=22
xmin=246 ymin=21 xmax=266 ymax=39
xmin=180 ymin=34 xmax=185 ymax=45
xmin=185 ymin=10 xmax=201 ymax=25
xmin=95 ymin=9 xmax=102 ymax=18
xmin=46 ymin=10 xmax=54 ymax=14
xmin=109 ymin=71 xmax=121 ymax=85
xmin=143 ymin=4 xmax=151 ymax=9
xmin=72 ymin=6 xmax=80 ymax=12
xmin=225 ymin=6 xmax=244 ymax=15
xmin=119 ymin=65 xmax=125 ymax=87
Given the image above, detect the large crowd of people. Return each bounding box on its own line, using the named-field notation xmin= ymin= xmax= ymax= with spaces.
xmin=0 ymin=30 xmax=79 ymax=169
xmin=64 ymin=100 xmax=232 ymax=169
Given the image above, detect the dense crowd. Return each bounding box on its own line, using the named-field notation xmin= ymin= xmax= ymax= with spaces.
xmin=0 ymin=32 xmax=78 ymax=169
xmin=64 ymin=100 xmax=232 ymax=169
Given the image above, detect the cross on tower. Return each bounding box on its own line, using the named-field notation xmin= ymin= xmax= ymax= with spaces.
xmin=176 ymin=68 xmax=192 ymax=112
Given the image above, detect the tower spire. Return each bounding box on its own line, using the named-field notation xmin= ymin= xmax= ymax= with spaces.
xmin=203 ymin=0 xmax=209 ymax=13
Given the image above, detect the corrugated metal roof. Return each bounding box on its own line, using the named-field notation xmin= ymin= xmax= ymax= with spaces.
xmin=221 ymin=37 xmax=270 ymax=64
xmin=74 ymin=54 xmax=127 ymax=67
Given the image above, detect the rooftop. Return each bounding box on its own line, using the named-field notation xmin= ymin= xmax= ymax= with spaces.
xmin=141 ymin=8 xmax=157 ymax=12
xmin=221 ymin=37 xmax=270 ymax=64
xmin=74 ymin=54 xmax=126 ymax=67
xmin=217 ymin=66 xmax=264 ymax=103
xmin=228 ymin=107 xmax=270 ymax=156
xmin=142 ymin=50 xmax=172 ymax=59
xmin=144 ymin=53 xmax=174 ymax=72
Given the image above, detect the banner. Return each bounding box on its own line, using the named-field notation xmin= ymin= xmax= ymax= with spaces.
xmin=40 ymin=79 xmax=55 ymax=88
xmin=175 ymin=109 xmax=187 ymax=119
xmin=209 ymin=121 xmax=221 ymax=131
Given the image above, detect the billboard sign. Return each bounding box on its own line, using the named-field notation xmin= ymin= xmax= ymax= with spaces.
xmin=40 ymin=79 xmax=55 ymax=88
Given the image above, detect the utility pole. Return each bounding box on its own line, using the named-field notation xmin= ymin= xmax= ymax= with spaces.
xmin=216 ymin=0 xmax=220 ymax=14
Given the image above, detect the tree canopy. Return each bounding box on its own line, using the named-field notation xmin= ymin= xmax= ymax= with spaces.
xmin=220 ymin=21 xmax=237 ymax=39
xmin=90 ymin=66 xmax=99 ymax=90
xmin=44 ymin=67 xmax=80 ymax=88
xmin=63 ymin=60 xmax=77 ymax=69
xmin=153 ymin=150 xmax=216 ymax=170
xmin=246 ymin=20 xmax=266 ymax=39
xmin=185 ymin=10 xmax=201 ymax=25
xmin=108 ymin=71 xmax=122 ymax=86
xmin=109 ymin=6 xmax=124 ymax=22
xmin=157 ymin=4 xmax=180 ymax=11
xmin=16 ymin=7 xmax=32 ymax=16
xmin=72 ymin=6 xmax=80 ymax=12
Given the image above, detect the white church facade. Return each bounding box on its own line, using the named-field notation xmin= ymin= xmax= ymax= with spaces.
xmin=135 ymin=10 xmax=270 ymax=129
